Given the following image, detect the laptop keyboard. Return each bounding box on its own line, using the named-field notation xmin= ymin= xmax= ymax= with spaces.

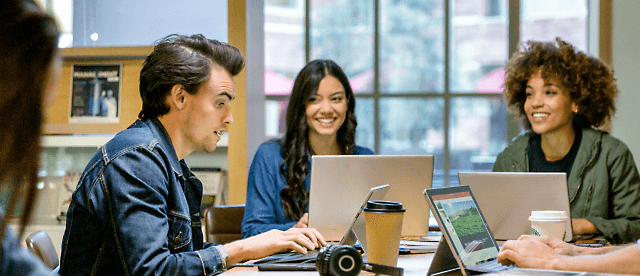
xmin=469 ymin=260 xmax=511 ymax=273
xmin=253 ymin=250 xmax=319 ymax=264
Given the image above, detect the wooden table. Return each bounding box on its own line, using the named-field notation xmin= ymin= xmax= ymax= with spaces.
xmin=221 ymin=253 xmax=435 ymax=276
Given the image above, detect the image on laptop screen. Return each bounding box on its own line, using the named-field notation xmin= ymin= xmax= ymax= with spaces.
xmin=426 ymin=187 xmax=500 ymax=268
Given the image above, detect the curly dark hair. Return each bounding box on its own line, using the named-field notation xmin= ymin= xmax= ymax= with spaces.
xmin=503 ymin=37 xmax=618 ymax=130
xmin=138 ymin=34 xmax=245 ymax=120
xmin=0 ymin=0 xmax=59 ymax=243
xmin=280 ymin=59 xmax=357 ymax=221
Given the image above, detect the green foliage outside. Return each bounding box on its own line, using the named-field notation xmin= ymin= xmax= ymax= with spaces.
xmin=451 ymin=212 xmax=484 ymax=237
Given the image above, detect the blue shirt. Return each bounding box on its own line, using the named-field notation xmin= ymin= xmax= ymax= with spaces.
xmin=241 ymin=140 xmax=375 ymax=238
xmin=60 ymin=119 xmax=224 ymax=275
xmin=1 ymin=215 xmax=54 ymax=275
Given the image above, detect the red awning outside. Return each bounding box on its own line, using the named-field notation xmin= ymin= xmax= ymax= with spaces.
xmin=265 ymin=70 xmax=294 ymax=96
xmin=477 ymin=68 xmax=505 ymax=94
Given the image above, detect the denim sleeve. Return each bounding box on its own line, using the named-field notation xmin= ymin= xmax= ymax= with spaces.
xmin=355 ymin=145 xmax=376 ymax=155
xmin=1 ymin=226 xmax=55 ymax=276
xmin=242 ymin=144 xmax=296 ymax=238
xmin=99 ymin=149 xmax=224 ymax=275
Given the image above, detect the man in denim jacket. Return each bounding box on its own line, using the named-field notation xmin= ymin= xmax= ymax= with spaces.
xmin=59 ymin=34 xmax=325 ymax=276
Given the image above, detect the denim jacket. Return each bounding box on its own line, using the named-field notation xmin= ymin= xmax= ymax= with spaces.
xmin=60 ymin=119 xmax=224 ymax=275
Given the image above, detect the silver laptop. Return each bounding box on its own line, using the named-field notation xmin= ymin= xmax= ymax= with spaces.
xmin=308 ymin=155 xmax=434 ymax=241
xmin=424 ymin=186 xmax=590 ymax=276
xmin=424 ymin=185 xmax=513 ymax=275
xmin=254 ymin=185 xmax=390 ymax=271
xmin=459 ymin=172 xmax=573 ymax=242
xmin=339 ymin=184 xmax=389 ymax=253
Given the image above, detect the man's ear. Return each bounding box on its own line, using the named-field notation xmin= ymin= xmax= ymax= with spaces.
xmin=169 ymin=84 xmax=186 ymax=111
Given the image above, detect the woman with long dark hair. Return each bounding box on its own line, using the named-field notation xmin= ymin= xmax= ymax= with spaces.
xmin=242 ymin=60 xmax=374 ymax=237
xmin=1 ymin=0 xmax=62 ymax=274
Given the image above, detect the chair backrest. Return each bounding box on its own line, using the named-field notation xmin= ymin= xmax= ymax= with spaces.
xmin=203 ymin=204 xmax=245 ymax=244
xmin=25 ymin=230 xmax=59 ymax=270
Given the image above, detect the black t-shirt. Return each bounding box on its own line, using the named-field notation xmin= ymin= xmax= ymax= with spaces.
xmin=528 ymin=130 xmax=582 ymax=178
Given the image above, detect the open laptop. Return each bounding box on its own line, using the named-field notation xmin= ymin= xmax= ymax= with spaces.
xmin=459 ymin=172 xmax=573 ymax=242
xmin=425 ymin=186 xmax=599 ymax=276
xmin=339 ymin=184 xmax=389 ymax=253
xmin=254 ymin=185 xmax=389 ymax=271
xmin=308 ymin=155 xmax=435 ymax=241
xmin=424 ymin=185 xmax=515 ymax=275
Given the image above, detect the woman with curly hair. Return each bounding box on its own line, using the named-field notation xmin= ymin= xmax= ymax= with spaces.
xmin=242 ymin=59 xmax=374 ymax=237
xmin=493 ymin=38 xmax=640 ymax=244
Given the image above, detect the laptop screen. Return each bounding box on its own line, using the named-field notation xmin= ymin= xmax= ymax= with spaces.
xmin=458 ymin=172 xmax=572 ymax=242
xmin=309 ymin=155 xmax=434 ymax=241
xmin=426 ymin=186 xmax=500 ymax=268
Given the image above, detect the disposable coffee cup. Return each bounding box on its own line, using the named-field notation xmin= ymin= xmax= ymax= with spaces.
xmin=529 ymin=211 xmax=569 ymax=240
xmin=363 ymin=200 xmax=405 ymax=266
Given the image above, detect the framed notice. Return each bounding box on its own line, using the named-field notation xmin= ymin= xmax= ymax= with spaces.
xmin=191 ymin=167 xmax=227 ymax=206
xmin=69 ymin=64 xmax=122 ymax=123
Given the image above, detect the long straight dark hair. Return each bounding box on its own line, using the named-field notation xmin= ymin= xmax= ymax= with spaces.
xmin=0 ymin=0 xmax=60 ymax=244
xmin=279 ymin=59 xmax=357 ymax=221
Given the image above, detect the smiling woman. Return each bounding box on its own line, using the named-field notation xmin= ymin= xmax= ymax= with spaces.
xmin=493 ymin=38 xmax=640 ymax=245
xmin=241 ymin=59 xmax=375 ymax=238
xmin=305 ymin=75 xmax=349 ymax=155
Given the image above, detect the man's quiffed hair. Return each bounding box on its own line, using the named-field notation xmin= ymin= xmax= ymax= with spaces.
xmin=138 ymin=34 xmax=245 ymax=120
xmin=503 ymin=37 xmax=618 ymax=130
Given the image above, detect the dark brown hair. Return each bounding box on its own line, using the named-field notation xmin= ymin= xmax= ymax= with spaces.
xmin=0 ymin=0 xmax=60 ymax=243
xmin=138 ymin=34 xmax=245 ymax=120
xmin=280 ymin=59 xmax=357 ymax=221
xmin=503 ymin=37 xmax=618 ymax=130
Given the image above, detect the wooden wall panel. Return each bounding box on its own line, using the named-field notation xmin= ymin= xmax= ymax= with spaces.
xmin=227 ymin=0 xmax=248 ymax=205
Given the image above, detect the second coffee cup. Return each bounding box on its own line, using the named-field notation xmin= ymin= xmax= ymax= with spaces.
xmin=529 ymin=210 xmax=569 ymax=240
xmin=364 ymin=200 xmax=405 ymax=266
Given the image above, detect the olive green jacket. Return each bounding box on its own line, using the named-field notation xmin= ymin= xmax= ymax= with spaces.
xmin=493 ymin=128 xmax=640 ymax=244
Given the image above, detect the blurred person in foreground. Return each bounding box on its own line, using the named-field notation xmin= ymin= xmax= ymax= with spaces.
xmin=59 ymin=34 xmax=325 ymax=275
xmin=493 ymin=38 xmax=640 ymax=244
xmin=498 ymin=235 xmax=640 ymax=274
xmin=0 ymin=0 xmax=62 ymax=274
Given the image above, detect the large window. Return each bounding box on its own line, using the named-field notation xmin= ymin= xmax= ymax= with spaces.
xmin=264 ymin=0 xmax=590 ymax=187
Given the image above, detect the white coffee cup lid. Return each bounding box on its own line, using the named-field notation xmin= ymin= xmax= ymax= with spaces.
xmin=529 ymin=210 xmax=568 ymax=221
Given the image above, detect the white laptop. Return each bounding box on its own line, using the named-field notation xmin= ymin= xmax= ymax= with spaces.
xmin=308 ymin=155 xmax=435 ymax=241
xmin=459 ymin=172 xmax=573 ymax=242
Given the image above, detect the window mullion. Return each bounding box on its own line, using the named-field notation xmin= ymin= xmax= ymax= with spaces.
xmin=443 ymin=0 xmax=451 ymax=187
xmin=305 ymin=0 xmax=310 ymax=63
xmin=374 ymin=0 xmax=380 ymax=153
xmin=507 ymin=0 xmax=521 ymax=141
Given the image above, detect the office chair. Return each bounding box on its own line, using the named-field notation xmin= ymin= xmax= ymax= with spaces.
xmin=25 ymin=230 xmax=59 ymax=271
xmin=203 ymin=204 xmax=245 ymax=244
